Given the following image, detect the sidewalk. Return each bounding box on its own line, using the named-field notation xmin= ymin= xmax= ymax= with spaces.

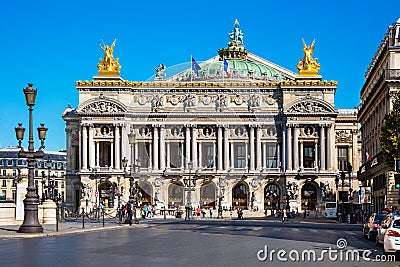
xmin=0 ymin=219 xmax=135 ymax=239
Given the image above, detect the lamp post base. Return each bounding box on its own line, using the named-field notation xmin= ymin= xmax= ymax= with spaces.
xmin=18 ymin=196 xmax=44 ymax=233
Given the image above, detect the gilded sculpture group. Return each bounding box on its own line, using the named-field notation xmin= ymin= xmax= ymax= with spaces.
xmin=296 ymin=39 xmax=321 ymax=76
xmin=97 ymin=39 xmax=121 ymax=75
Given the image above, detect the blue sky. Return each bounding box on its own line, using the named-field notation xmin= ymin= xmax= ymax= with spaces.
xmin=0 ymin=0 xmax=398 ymax=151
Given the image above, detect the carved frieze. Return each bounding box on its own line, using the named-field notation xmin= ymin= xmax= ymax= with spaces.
xmin=166 ymin=94 xmax=184 ymax=106
xmin=81 ymin=101 xmax=124 ymax=113
xmin=151 ymin=94 xmax=165 ymax=111
xmin=216 ymin=94 xmax=229 ymax=111
xmin=336 ymin=130 xmax=352 ymax=143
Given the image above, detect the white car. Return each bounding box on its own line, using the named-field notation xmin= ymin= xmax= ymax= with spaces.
xmin=376 ymin=214 xmax=400 ymax=253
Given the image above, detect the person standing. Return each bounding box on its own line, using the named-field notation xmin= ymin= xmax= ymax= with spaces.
xmin=209 ymin=207 xmax=213 ymax=218
xmin=127 ymin=202 xmax=133 ymax=226
xmin=282 ymin=209 xmax=287 ymax=222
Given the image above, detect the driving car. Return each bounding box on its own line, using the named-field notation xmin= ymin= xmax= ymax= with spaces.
xmin=363 ymin=213 xmax=385 ymax=240
xmin=376 ymin=214 xmax=400 ymax=253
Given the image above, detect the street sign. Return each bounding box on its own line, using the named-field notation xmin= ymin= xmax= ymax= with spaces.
xmin=95 ymin=191 xmax=98 ymax=197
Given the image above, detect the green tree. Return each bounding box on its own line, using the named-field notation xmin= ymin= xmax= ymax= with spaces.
xmin=380 ymin=92 xmax=400 ymax=170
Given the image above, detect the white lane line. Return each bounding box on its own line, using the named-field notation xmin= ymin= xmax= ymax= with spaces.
xmin=291 ymin=228 xmax=300 ymax=232
xmin=196 ymin=226 xmax=210 ymax=229
xmin=235 ymin=226 xmax=245 ymax=230
xmin=327 ymin=230 xmax=336 ymax=234
xmin=252 ymin=227 xmax=263 ymax=231
xmin=309 ymin=229 xmax=318 ymax=233
xmin=272 ymin=228 xmax=282 ymax=232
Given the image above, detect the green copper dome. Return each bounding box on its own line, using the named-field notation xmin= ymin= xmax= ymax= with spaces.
xmin=183 ymin=59 xmax=284 ymax=81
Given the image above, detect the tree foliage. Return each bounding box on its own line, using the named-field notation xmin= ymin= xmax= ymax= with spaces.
xmin=380 ymin=93 xmax=400 ymax=169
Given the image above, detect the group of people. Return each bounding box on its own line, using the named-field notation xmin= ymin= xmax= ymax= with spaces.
xmin=117 ymin=203 xmax=157 ymax=225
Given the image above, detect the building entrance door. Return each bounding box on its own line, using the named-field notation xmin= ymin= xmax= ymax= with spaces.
xmin=232 ymin=182 xmax=248 ymax=210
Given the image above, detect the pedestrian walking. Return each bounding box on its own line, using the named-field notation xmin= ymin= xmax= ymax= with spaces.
xmin=209 ymin=207 xmax=213 ymax=218
xmin=282 ymin=209 xmax=287 ymax=222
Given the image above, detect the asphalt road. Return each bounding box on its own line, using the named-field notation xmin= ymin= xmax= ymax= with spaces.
xmin=0 ymin=220 xmax=398 ymax=267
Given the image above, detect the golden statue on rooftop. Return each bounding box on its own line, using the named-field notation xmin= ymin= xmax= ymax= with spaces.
xmin=97 ymin=39 xmax=121 ymax=76
xmin=296 ymin=38 xmax=320 ymax=76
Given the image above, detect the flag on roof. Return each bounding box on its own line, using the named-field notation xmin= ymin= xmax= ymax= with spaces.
xmin=223 ymin=58 xmax=231 ymax=78
xmin=191 ymin=57 xmax=201 ymax=75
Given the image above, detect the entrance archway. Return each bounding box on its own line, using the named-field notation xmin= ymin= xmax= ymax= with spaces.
xmin=264 ymin=183 xmax=280 ymax=212
xmin=138 ymin=182 xmax=152 ymax=206
xmin=168 ymin=182 xmax=184 ymax=208
xmin=200 ymin=182 xmax=217 ymax=209
xmin=232 ymin=182 xmax=249 ymax=210
xmin=301 ymin=182 xmax=318 ymax=211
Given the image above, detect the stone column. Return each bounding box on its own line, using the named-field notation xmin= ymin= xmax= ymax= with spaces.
xmin=249 ymin=126 xmax=255 ymax=171
xmin=149 ymin=140 xmax=153 ymax=170
xmin=262 ymin=141 xmax=267 ymax=169
xmin=153 ymin=126 xmax=159 ymax=170
xmin=287 ymin=124 xmax=292 ymax=171
xmin=181 ymin=141 xmax=185 ymax=170
xmin=230 ymin=141 xmax=234 ymax=169
xmin=110 ymin=140 xmax=114 ymax=168
xmin=82 ymin=125 xmax=88 ymax=170
xmin=192 ymin=126 xmax=197 ymax=169
xmin=282 ymin=124 xmax=286 ymax=171
xmin=198 ymin=141 xmax=202 ymax=168
xmin=277 ymin=141 xmax=281 ymax=169
xmin=314 ymin=140 xmax=318 ymax=170
xmin=326 ymin=124 xmax=332 ymax=170
xmin=121 ymin=124 xmax=127 ymax=161
xmin=185 ymin=126 xmax=191 ymax=169
xmin=96 ymin=141 xmax=100 ymax=168
xmin=320 ymin=125 xmax=325 ymax=171
xmin=245 ymin=141 xmax=249 ymax=170
xmin=256 ymin=127 xmax=262 ymax=171
xmin=166 ymin=141 xmax=170 ymax=170
xmin=293 ymin=126 xmax=299 ymax=170
xmin=224 ymin=126 xmax=230 ymax=170
xmin=299 ymin=140 xmax=303 ymax=169
xmin=160 ymin=126 xmax=166 ymax=170
xmin=213 ymin=141 xmax=216 ymax=171
xmin=218 ymin=126 xmax=223 ymax=171
xmin=88 ymin=125 xmax=95 ymax=169
xmin=115 ymin=125 xmax=120 ymax=170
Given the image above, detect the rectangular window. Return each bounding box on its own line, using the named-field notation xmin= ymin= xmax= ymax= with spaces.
xmin=2 ymin=180 xmax=6 ymax=187
xmin=12 ymin=169 xmax=16 ymax=176
xmin=266 ymin=143 xmax=277 ymax=168
xmin=170 ymin=142 xmax=182 ymax=169
xmin=2 ymin=170 xmax=6 ymax=176
xmin=234 ymin=143 xmax=246 ymax=168
xmin=12 ymin=190 xmax=16 ymax=201
xmin=1 ymin=190 xmax=6 ymax=200
xmin=138 ymin=142 xmax=151 ymax=168
xmin=12 ymin=179 xmax=16 ymax=187
xmin=337 ymin=147 xmax=349 ymax=171
xmin=201 ymin=142 xmax=214 ymax=168
xmin=55 ymin=181 xmax=59 ymax=188
xmin=35 ymin=170 xmax=38 ymax=177
xmin=303 ymin=142 xmax=315 ymax=168
xmin=61 ymin=181 xmax=65 ymax=188
xmin=7 ymin=160 xmax=13 ymax=166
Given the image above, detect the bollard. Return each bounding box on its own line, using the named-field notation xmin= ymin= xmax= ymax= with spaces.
xmin=163 ymin=206 xmax=166 ymax=220
xmin=102 ymin=209 xmax=105 ymax=227
xmin=56 ymin=204 xmax=59 ymax=232
xmin=82 ymin=207 xmax=85 ymax=229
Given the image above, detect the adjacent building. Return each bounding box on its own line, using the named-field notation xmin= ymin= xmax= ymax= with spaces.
xmin=358 ymin=18 xmax=400 ymax=213
xmin=63 ymin=21 xmax=360 ymax=214
xmin=0 ymin=147 xmax=67 ymax=203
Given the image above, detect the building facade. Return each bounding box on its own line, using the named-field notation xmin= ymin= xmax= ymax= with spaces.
xmin=0 ymin=147 xmax=67 ymax=203
xmin=63 ymin=21 xmax=360 ymax=214
xmin=358 ymin=18 xmax=400 ymax=213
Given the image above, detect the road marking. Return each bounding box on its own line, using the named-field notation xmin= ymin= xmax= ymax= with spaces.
xmin=291 ymin=228 xmax=300 ymax=232
xmin=344 ymin=231 xmax=356 ymax=236
xmin=309 ymin=229 xmax=318 ymax=233
xmin=196 ymin=226 xmax=210 ymax=229
xmin=327 ymin=230 xmax=336 ymax=234
xmin=272 ymin=228 xmax=281 ymax=232
xmin=235 ymin=227 xmax=245 ymax=230
xmin=252 ymin=227 xmax=262 ymax=231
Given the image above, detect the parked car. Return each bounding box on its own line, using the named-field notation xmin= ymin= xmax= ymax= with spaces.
xmin=376 ymin=214 xmax=400 ymax=253
xmin=363 ymin=213 xmax=385 ymax=240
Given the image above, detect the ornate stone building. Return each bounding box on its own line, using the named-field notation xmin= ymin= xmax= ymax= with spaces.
xmin=358 ymin=18 xmax=400 ymax=213
xmin=63 ymin=21 xmax=360 ymax=215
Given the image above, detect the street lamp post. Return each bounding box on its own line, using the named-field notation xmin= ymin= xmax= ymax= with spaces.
xmin=15 ymin=83 xmax=48 ymax=233
xmin=335 ymin=176 xmax=339 ymax=220
xmin=122 ymin=129 xmax=140 ymax=224
xmin=184 ymin=161 xmax=193 ymax=220
xmin=347 ymin=162 xmax=353 ymax=224
xmin=89 ymin=167 xmax=100 ymax=222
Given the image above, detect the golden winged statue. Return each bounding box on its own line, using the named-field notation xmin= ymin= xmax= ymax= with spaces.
xmin=296 ymin=38 xmax=320 ymax=76
xmin=97 ymin=39 xmax=121 ymax=76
